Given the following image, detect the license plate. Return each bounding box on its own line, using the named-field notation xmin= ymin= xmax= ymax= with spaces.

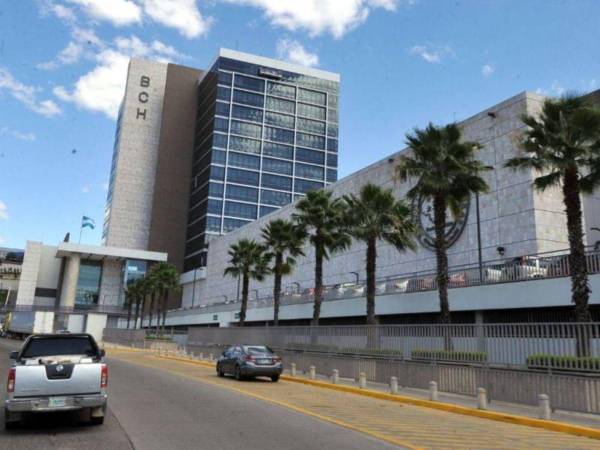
xmin=258 ymin=359 xmax=271 ymax=364
xmin=48 ymin=397 xmax=67 ymax=408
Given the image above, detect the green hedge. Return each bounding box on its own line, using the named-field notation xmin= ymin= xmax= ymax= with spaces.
xmin=526 ymin=354 xmax=600 ymax=371
xmin=411 ymin=349 xmax=487 ymax=363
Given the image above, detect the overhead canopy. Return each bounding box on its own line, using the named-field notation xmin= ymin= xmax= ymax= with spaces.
xmin=56 ymin=242 xmax=168 ymax=262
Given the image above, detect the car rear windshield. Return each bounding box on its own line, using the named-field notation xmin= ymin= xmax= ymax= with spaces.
xmin=243 ymin=346 xmax=274 ymax=355
xmin=21 ymin=337 xmax=98 ymax=358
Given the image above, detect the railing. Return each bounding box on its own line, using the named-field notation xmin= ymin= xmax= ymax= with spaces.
xmin=169 ymin=247 xmax=600 ymax=317
xmin=0 ymin=303 xmax=129 ymax=316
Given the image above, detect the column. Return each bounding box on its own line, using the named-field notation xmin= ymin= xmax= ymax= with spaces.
xmin=59 ymin=254 xmax=81 ymax=308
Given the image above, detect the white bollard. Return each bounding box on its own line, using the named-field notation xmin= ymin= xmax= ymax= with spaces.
xmin=390 ymin=376 xmax=399 ymax=395
xmin=209 ymin=353 xmax=214 ymax=361
xmin=429 ymin=381 xmax=438 ymax=401
xmin=309 ymin=365 xmax=316 ymax=380
xmin=332 ymin=369 xmax=339 ymax=384
xmin=199 ymin=352 xmax=204 ymax=360
xmin=358 ymin=372 xmax=367 ymax=389
xmin=477 ymin=387 xmax=487 ymax=410
xmin=538 ymin=394 xmax=551 ymax=420
xmin=290 ymin=363 xmax=297 ymax=377
xmin=190 ymin=351 xmax=195 ymax=359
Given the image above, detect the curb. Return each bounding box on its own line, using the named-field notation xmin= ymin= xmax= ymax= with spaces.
xmin=150 ymin=353 xmax=600 ymax=441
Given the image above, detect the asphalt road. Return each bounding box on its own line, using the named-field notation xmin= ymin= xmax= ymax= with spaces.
xmin=0 ymin=339 xmax=396 ymax=449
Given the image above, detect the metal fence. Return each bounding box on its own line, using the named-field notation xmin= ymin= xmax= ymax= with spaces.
xmin=169 ymin=246 xmax=600 ymax=317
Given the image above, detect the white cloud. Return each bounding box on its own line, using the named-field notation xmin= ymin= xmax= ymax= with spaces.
xmin=0 ymin=236 xmax=5 ymax=245
xmin=482 ymin=64 xmax=494 ymax=78
xmin=0 ymin=67 xmax=61 ymax=117
xmin=66 ymin=0 xmax=142 ymax=26
xmin=276 ymin=39 xmax=319 ymax=67
xmin=535 ymin=80 xmax=565 ymax=97
xmin=38 ymin=42 xmax=84 ymax=70
xmin=102 ymin=182 xmax=109 ymax=191
xmin=0 ymin=201 xmax=8 ymax=221
xmin=142 ymin=0 xmax=212 ymax=38
xmin=82 ymin=185 xmax=91 ymax=193
xmin=0 ymin=126 xmax=36 ymax=142
xmin=225 ymin=0 xmax=403 ymax=38
xmin=40 ymin=1 xmax=77 ymax=23
xmin=54 ymin=35 xmax=185 ymax=119
xmin=409 ymin=44 xmax=454 ymax=63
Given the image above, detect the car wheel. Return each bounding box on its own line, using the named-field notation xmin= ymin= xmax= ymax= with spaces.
xmin=234 ymin=365 xmax=243 ymax=381
xmin=217 ymin=364 xmax=224 ymax=377
xmin=271 ymin=374 xmax=280 ymax=382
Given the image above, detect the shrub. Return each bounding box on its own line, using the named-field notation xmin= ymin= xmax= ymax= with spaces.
xmin=411 ymin=349 xmax=487 ymax=363
xmin=526 ymin=354 xmax=600 ymax=371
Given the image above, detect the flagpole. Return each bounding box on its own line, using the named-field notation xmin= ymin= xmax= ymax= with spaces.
xmin=79 ymin=213 xmax=84 ymax=244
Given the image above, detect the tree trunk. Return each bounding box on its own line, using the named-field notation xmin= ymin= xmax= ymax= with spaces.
xmin=126 ymin=295 xmax=133 ymax=329
xmin=433 ymin=194 xmax=452 ymax=351
xmin=563 ymin=168 xmax=592 ymax=356
xmin=239 ymin=273 xmax=249 ymax=326
xmin=148 ymin=292 xmax=156 ymax=330
xmin=155 ymin=289 xmax=162 ymax=337
xmin=133 ymin=295 xmax=141 ymax=330
xmin=312 ymin=242 xmax=324 ymax=326
xmin=161 ymin=290 xmax=168 ymax=336
xmin=273 ymin=253 xmax=283 ymax=326
xmin=139 ymin=294 xmax=147 ymax=331
xmin=366 ymin=237 xmax=377 ymax=325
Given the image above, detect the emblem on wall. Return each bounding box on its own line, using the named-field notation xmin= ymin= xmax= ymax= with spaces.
xmin=412 ymin=195 xmax=470 ymax=251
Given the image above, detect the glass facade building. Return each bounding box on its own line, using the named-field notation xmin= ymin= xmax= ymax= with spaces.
xmin=184 ymin=51 xmax=340 ymax=271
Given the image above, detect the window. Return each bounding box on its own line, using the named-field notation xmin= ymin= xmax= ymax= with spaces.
xmin=218 ymin=71 xmax=232 ymax=85
xmin=296 ymin=132 xmax=325 ymax=150
xmin=327 ymin=138 xmax=338 ymax=152
xmin=328 ymin=95 xmax=339 ymax=108
xmin=227 ymin=168 xmax=259 ymax=186
xmin=210 ymin=165 xmax=225 ymax=181
xmin=263 ymin=142 xmax=293 ymax=160
xmin=262 ymin=174 xmax=292 ymax=190
xmin=327 ymin=122 xmax=338 ymax=138
xmin=298 ymin=103 xmax=325 ymax=120
xmin=260 ymin=206 xmax=278 ymax=217
xmin=265 ymin=126 xmax=294 ymax=144
xmin=75 ymin=261 xmax=102 ymax=306
xmin=22 ymin=337 xmax=98 ymax=358
xmin=214 ymin=117 xmax=228 ymax=133
xmin=232 ymin=104 xmax=262 ymax=123
xmin=225 ymin=201 xmax=257 ymax=220
xmin=223 ymin=217 xmax=251 ymax=232
xmin=215 ymin=101 xmax=230 ymax=117
xmin=265 ymin=111 xmax=295 ymax=129
xmin=213 ymin=133 xmax=227 ymax=149
xmin=298 ymin=88 xmax=326 ymax=106
xmin=296 ymin=147 xmax=325 ymax=165
xmin=328 ymin=108 xmax=338 ymax=122
xmin=233 ymin=89 xmax=264 ymax=107
xmin=228 ymin=152 xmax=260 ymax=170
xmin=217 ymin=86 xmax=231 ymax=101
xmin=327 ymin=169 xmax=337 ymax=182
xmin=207 ymin=198 xmax=223 ymax=214
xmin=234 ymin=74 xmax=265 ymax=93
xmin=209 ymin=182 xmax=224 ymax=197
xmin=206 ymin=216 xmax=221 ymax=232
xmin=295 ymin=163 xmax=324 ymax=180
xmin=211 ymin=149 xmax=226 ymax=164
xmin=261 ymin=189 xmax=291 ymax=206
xmin=226 ymin=184 xmax=258 ymax=202
xmin=230 ymin=120 xmax=262 ymax=138
xmin=267 ymin=81 xmax=295 ymax=99
xmin=297 ymin=117 xmax=325 ymax=135
xmin=263 ymin=158 xmax=292 ymax=175
xmin=327 ymin=152 xmax=338 ymax=167
xmin=295 ymin=179 xmax=323 ymax=193
xmin=229 ymin=136 xmax=261 ymax=154
xmin=266 ymin=96 xmax=295 ymax=114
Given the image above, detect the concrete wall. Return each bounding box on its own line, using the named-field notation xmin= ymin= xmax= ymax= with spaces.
xmin=16 ymin=241 xmax=43 ymax=305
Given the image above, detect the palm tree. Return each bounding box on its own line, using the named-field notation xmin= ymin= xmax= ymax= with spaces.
xmin=293 ymin=190 xmax=351 ymax=326
xmin=129 ymin=278 xmax=145 ymax=329
xmin=344 ymin=183 xmax=417 ymax=326
xmin=125 ymin=279 xmax=141 ymax=329
xmin=137 ymin=277 xmax=151 ymax=330
xmin=224 ymin=239 xmax=270 ymax=327
xmin=150 ymin=262 xmax=180 ymax=336
xmin=262 ymin=219 xmax=306 ymax=326
xmin=144 ymin=266 xmax=159 ymax=332
xmin=505 ymin=95 xmax=600 ymax=356
xmin=396 ymin=123 xmax=489 ymax=326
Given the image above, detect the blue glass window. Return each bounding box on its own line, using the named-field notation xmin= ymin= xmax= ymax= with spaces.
xmin=232 ymin=104 xmax=262 ymax=123
xmin=328 ymin=108 xmax=338 ymax=122
xmin=296 ymin=147 xmax=325 ymax=165
xmin=326 ymin=122 xmax=338 ymax=138
xmin=259 ymin=206 xmax=278 ymax=217
xmin=213 ymin=133 xmax=227 ymax=149
xmin=298 ymin=103 xmax=325 ymax=120
xmin=266 ymin=96 xmax=295 ymax=114
xmin=75 ymin=261 xmax=102 ymax=305
xmin=215 ymin=101 xmax=230 ymax=117
xmin=267 ymin=81 xmax=296 ymax=99
xmin=263 ymin=142 xmax=293 ymax=160
xmin=261 ymin=189 xmax=291 ymax=206
xmin=297 ymin=117 xmax=325 ymax=135
xmin=233 ymin=89 xmax=264 ymax=107
xmin=295 ymin=163 xmax=324 ymax=180
xmin=228 ymin=152 xmax=260 ymax=170
xmin=295 ymin=179 xmax=323 ymax=193
xmin=210 ymin=165 xmax=225 ymax=181
xmin=327 ymin=169 xmax=338 ymax=182
xmin=229 ymin=136 xmax=261 ymax=154
xmin=296 ymin=132 xmax=325 ymax=150
xmin=234 ymin=74 xmax=265 ymax=93
xmin=263 ymin=158 xmax=293 ymax=175
xmin=298 ymin=88 xmax=326 ymax=106
xmin=327 ymin=152 xmax=338 ymax=167
xmin=208 ymin=182 xmax=224 ymax=197
xmin=206 ymin=216 xmax=221 ymax=232
xmin=207 ymin=198 xmax=223 ymax=214
xmin=211 ymin=149 xmax=226 ymax=164
xmin=262 ymin=174 xmax=292 ymax=190
xmin=225 ymin=201 xmax=257 ymax=220
xmin=327 ymin=138 xmax=338 ymax=152
xmin=230 ymin=120 xmax=262 ymax=138
xmin=227 ymin=168 xmax=259 ymax=186
xmin=223 ymin=217 xmax=251 ymax=233
xmin=214 ymin=117 xmax=228 ymax=133
xmin=218 ymin=71 xmax=232 ymax=85
xmin=217 ymin=86 xmax=231 ymax=101
xmin=265 ymin=126 xmax=294 ymax=144
xmin=265 ymin=111 xmax=295 ymax=129
xmin=226 ymin=184 xmax=259 ymax=202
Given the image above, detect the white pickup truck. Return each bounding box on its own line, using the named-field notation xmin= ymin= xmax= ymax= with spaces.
xmin=4 ymin=333 xmax=108 ymax=429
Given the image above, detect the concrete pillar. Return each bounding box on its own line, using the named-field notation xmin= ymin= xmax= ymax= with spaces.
xmin=290 ymin=363 xmax=296 ymax=377
xmin=308 ymin=365 xmax=316 ymax=380
xmin=199 ymin=352 xmax=204 ymax=360
xmin=59 ymin=254 xmax=81 ymax=308
xmin=477 ymin=387 xmax=487 ymax=410
xmin=358 ymin=372 xmax=367 ymax=389
xmin=331 ymin=369 xmax=339 ymax=384
xmin=429 ymin=381 xmax=438 ymax=401
xmin=538 ymin=394 xmax=551 ymax=420
xmin=209 ymin=353 xmax=214 ymax=361
xmin=390 ymin=376 xmax=399 ymax=395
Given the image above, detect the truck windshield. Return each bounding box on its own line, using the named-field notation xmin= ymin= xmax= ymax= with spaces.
xmin=21 ymin=337 xmax=98 ymax=358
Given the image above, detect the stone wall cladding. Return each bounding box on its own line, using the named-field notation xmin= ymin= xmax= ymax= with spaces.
xmin=98 ymin=259 xmax=123 ymax=307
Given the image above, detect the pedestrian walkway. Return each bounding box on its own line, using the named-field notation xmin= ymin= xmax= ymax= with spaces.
xmin=108 ymin=348 xmax=600 ymax=450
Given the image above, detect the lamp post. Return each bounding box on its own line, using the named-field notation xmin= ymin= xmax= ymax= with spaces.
xmin=350 ymin=272 xmax=359 ymax=284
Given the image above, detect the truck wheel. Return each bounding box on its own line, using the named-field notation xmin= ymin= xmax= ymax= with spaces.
xmin=271 ymin=375 xmax=280 ymax=382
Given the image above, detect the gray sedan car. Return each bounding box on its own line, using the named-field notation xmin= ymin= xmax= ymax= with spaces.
xmin=216 ymin=345 xmax=282 ymax=381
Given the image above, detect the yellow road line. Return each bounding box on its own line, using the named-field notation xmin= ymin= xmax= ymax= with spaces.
xmin=144 ymin=352 xmax=600 ymax=441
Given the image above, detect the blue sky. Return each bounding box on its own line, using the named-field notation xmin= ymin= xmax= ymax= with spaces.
xmin=1 ymin=0 xmax=599 ymax=249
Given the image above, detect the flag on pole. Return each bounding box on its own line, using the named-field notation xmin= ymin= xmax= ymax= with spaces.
xmin=81 ymin=216 xmax=95 ymax=230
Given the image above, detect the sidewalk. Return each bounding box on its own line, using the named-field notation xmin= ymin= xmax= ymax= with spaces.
xmin=107 ymin=347 xmax=600 ymax=450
